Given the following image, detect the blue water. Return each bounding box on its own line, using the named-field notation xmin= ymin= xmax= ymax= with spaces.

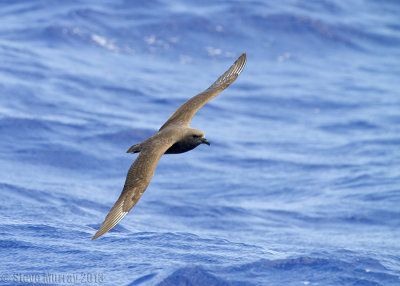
xmin=1 ymin=1 xmax=399 ymax=285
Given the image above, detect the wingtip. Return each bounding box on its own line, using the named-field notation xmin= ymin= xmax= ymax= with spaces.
xmin=233 ymin=53 xmax=246 ymax=76
xmin=91 ymin=231 xmax=102 ymax=240
xmin=238 ymin=53 xmax=246 ymax=62
xmin=91 ymin=230 xmax=106 ymax=241
xmin=91 ymin=208 xmax=129 ymax=241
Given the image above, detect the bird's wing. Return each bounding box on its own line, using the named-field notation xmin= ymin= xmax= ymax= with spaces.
xmin=91 ymin=138 xmax=173 ymax=240
xmin=159 ymin=53 xmax=246 ymax=130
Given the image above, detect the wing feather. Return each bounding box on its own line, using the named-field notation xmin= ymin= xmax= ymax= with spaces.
xmin=92 ymin=138 xmax=173 ymax=240
xmin=159 ymin=53 xmax=246 ymax=130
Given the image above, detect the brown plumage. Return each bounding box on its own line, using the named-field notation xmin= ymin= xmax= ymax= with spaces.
xmin=91 ymin=53 xmax=246 ymax=240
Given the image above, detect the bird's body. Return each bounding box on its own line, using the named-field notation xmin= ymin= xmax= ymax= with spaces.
xmin=92 ymin=53 xmax=246 ymax=240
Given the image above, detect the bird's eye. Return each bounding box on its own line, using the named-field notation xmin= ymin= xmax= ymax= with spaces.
xmin=192 ymin=134 xmax=199 ymax=138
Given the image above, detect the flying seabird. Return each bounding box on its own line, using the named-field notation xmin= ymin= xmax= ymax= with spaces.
xmin=92 ymin=53 xmax=246 ymax=240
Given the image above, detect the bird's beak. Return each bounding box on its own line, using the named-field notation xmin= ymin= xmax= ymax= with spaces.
xmin=201 ymin=138 xmax=210 ymax=146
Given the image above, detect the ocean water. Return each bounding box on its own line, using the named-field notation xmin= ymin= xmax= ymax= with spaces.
xmin=0 ymin=0 xmax=399 ymax=285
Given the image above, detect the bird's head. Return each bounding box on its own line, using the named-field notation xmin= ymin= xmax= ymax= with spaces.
xmin=187 ymin=129 xmax=210 ymax=146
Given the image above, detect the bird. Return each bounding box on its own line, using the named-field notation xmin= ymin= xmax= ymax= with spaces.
xmin=91 ymin=53 xmax=246 ymax=240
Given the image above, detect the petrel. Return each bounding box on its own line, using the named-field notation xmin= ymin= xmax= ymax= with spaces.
xmin=92 ymin=53 xmax=246 ymax=240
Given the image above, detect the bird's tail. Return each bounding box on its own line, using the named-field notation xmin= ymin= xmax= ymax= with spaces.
xmin=126 ymin=143 xmax=141 ymax=153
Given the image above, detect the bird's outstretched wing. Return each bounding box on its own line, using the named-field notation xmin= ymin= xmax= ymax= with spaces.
xmin=159 ymin=53 xmax=246 ymax=130
xmin=91 ymin=138 xmax=173 ymax=240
